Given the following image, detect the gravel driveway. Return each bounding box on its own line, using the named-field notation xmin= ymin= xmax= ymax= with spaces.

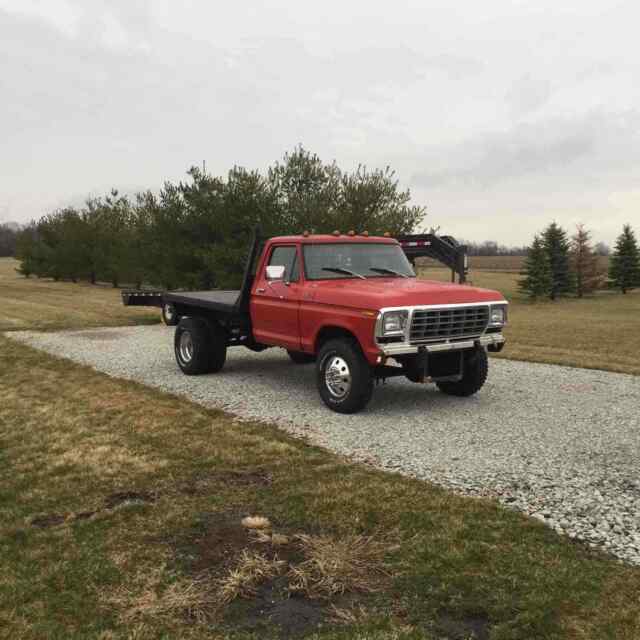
xmin=9 ymin=325 xmax=640 ymax=565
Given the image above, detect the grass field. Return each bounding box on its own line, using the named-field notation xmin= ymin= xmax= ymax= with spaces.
xmin=3 ymin=325 xmax=640 ymax=638
xmin=2 ymin=263 xmax=640 ymax=637
xmin=0 ymin=258 xmax=158 ymax=332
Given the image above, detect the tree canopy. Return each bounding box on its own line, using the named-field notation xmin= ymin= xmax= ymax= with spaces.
xmin=15 ymin=147 xmax=426 ymax=289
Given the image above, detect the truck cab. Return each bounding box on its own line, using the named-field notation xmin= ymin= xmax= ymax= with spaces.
xmin=246 ymin=233 xmax=506 ymax=412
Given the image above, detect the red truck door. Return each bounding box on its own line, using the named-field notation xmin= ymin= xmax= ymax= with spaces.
xmin=250 ymin=244 xmax=302 ymax=350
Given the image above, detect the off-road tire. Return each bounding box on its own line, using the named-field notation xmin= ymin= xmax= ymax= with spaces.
xmin=174 ymin=317 xmax=227 ymax=375
xmin=436 ymin=346 xmax=488 ymax=397
xmin=316 ymin=338 xmax=373 ymax=414
xmin=287 ymin=350 xmax=315 ymax=364
xmin=162 ymin=302 xmax=179 ymax=326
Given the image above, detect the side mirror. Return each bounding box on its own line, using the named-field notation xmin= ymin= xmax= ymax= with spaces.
xmin=266 ymin=265 xmax=286 ymax=281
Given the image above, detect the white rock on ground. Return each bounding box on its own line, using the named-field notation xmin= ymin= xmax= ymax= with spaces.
xmin=8 ymin=325 xmax=640 ymax=565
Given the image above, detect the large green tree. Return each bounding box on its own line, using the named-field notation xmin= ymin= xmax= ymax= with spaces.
xmin=518 ymin=235 xmax=552 ymax=299
xmin=571 ymin=224 xmax=603 ymax=297
xmin=542 ymin=222 xmax=574 ymax=300
xmin=609 ymin=224 xmax=640 ymax=294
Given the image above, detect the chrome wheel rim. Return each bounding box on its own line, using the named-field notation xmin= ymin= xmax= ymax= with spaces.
xmin=324 ymin=356 xmax=351 ymax=399
xmin=179 ymin=331 xmax=194 ymax=363
xmin=164 ymin=304 xmax=174 ymax=320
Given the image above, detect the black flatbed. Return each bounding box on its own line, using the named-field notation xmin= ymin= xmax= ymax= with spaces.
xmin=163 ymin=290 xmax=241 ymax=313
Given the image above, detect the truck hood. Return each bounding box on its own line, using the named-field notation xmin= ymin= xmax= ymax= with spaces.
xmin=307 ymin=277 xmax=505 ymax=309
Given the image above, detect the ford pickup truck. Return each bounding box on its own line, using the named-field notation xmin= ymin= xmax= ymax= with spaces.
xmin=122 ymin=232 xmax=507 ymax=413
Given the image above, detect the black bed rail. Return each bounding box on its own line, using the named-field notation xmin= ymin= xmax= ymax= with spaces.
xmin=121 ymin=290 xmax=164 ymax=307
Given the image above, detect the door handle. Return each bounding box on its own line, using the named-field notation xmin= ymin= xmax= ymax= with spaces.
xmin=256 ymin=288 xmax=265 ymax=293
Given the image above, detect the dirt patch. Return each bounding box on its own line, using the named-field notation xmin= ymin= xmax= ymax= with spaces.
xmin=104 ymin=491 xmax=156 ymax=509
xmin=185 ymin=512 xmax=299 ymax=575
xmin=170 ymin=511 xmax=391 ymax=637
xmin=434 ymin=610 xmax=491 ymax=640
xmin=227 ymin=576 xmax=325 ymax=637
xmin=30 ymin=513 xmax=66 ymax=528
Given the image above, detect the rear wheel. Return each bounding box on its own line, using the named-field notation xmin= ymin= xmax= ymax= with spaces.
xmin=287 ymin=350 xmax=315 ymax=364
xmin=162 ymin=303 xmax=179 ymax=326
xmin=436 ymin=346 xmax=488 ymax=397
xmin=316 ymin=338 xmax=373 ymax=414
xmin=174 ymin=317 xmax=226 ymax=375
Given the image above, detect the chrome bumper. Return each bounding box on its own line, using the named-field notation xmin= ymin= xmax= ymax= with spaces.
xmin=378 ymin=333 xmax=505 ymax=357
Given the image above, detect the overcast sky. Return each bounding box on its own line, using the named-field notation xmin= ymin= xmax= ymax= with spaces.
xmin=1 ymin=0 xmax=639 ymax=245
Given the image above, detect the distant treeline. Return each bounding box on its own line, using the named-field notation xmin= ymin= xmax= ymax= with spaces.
xmin=15 ymin=147 xmax=425 ymax=289
xmin=462 ymin=239 xmax=610 ymax=257
xmin=0 ymin=223 xmax=19 ymax=257
xmin=519 ymin=222 xmax=639 ymax=298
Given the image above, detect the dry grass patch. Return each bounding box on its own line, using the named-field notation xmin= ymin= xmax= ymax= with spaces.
xmin=109 ymin=567 xmax=219 ymax=625
xmin=287 ymin=533 xmax=395 ymax=600
xmin=217 ymin=550 xmax=287 ymax=605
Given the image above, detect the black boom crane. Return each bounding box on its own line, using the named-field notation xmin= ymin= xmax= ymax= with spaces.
xmin=396 ymin=233 xmax=468 ymax=284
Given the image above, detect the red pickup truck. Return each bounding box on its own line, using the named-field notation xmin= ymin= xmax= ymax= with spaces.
xmin=123 ymin=232 xmax=507 ymax=413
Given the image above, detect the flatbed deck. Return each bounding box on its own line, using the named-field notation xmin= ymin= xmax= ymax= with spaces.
xmin=163 ymin=290 xmax=241 ymax=313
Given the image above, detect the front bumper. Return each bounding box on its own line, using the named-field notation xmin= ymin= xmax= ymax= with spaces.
xmin=378 ymin=332 xmax=505 ymax=357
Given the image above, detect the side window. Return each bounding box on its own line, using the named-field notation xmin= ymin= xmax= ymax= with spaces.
xmin=268 ymin=246 xmax=299 ymax=282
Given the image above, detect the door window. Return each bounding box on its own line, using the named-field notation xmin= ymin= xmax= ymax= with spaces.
xmin=268 ymin=246 xmax=299 ymax=282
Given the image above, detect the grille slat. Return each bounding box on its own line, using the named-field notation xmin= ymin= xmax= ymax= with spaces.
xmin=410 ymin=306 xmax=489 ymax=343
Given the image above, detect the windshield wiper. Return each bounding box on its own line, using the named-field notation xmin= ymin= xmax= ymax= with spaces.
xmin=321 ymin=267 xmax=366 ymax=280
xmin=369 ymin=267 xmax=409 ymax=278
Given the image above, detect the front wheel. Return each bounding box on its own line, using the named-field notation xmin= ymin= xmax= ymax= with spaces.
xmin=174 ymin=317 xmax=226 ymax=375
xmin=316 ymin=339 xmax=373 ymax=414
xmin=436 ymin=346 xmax=488 ymax=397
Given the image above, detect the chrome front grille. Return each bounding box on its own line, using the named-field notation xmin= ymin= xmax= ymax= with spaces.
xmin=410 ymin=306 xmax=489 ymax=343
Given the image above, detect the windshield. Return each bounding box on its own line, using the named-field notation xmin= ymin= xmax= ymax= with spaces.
xmin=303 ymin=243 xmax=416 ymax=280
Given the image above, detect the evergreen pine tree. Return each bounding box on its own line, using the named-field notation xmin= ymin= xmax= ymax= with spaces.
xmin=518 ymin=234 xmax=551 ymax=299
xmin=542 ymin=222 xmax=574 ymax=300
xmin=571 ymin=224 xmax=603 ymax=297
xmin=609 ymin=224 xmax=640 ymax=294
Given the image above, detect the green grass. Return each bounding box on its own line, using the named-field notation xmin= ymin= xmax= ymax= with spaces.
xmin=2 ymin=335 xmax=640 ymax=639
xmin=420 ymin=267 xmax=640 ymax=376
xmin=0 ymin=257 xmax=159 ymax=331
xmin=2 ymin=266 xmax=640 ymax=637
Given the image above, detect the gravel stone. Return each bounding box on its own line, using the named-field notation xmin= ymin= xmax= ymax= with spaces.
xmin=8 ymin=325 xmax=640 ymax=565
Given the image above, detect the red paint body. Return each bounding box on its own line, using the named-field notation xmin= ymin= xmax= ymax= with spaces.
xmin=249 ymin=235 xmax=506 ymax=364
